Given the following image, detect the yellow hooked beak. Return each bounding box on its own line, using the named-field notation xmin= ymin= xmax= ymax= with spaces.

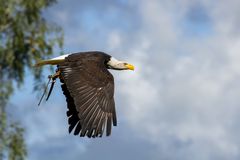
xmin=125 ymin=63 xmax=135 ymax=71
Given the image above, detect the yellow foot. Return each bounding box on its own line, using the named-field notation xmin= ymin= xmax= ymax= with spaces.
xmin=48 ymin=70 xmax=61 ymax=80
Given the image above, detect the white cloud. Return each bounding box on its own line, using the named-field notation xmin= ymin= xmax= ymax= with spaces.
xmin=114 ymin=0 xmax=240 ymax=159
xmin=107 ymin=31 xmax=122 ymax=50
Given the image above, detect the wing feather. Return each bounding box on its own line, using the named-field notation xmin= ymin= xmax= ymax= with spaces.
xmin=106 ymin=113 xmax=112 ymax=136
xmin=59 ymin=52 xmax=117 ymax=138
xmin=73 ymin=122 xmax=82 ymax=135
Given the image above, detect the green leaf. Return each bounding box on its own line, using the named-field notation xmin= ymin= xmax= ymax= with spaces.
xmin=0 ymin=0 xmax=63 ymax=159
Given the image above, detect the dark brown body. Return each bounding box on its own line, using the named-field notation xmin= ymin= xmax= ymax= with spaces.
xmin=58 ymin=51 xmax=117 ymax=138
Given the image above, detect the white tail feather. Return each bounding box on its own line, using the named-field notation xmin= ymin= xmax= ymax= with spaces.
xmin=34 ymin=54 xmax=69 ymax=67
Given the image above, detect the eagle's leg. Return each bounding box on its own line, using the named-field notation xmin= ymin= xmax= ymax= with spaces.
xmin=49 ymin=69 xmax=61 ymax=79
xmin=46 ymin=69 xmax=61 ymax=101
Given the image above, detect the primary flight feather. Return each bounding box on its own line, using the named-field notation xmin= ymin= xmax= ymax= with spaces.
xmin=35 ymin=51 xmax=134 ymax=138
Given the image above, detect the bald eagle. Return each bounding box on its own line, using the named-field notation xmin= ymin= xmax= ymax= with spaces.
xmin=35 ymin=51 xmax=134 ymax=138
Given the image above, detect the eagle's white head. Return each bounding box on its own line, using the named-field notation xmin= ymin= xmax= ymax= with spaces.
xmin=107 ymin=57 xmax=134 ymax=71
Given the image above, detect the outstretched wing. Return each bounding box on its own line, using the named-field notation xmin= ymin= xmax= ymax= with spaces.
xmin=59 ymin=53 xmax=117 ymax=138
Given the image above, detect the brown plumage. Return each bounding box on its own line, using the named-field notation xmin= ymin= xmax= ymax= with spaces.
xmin=36 ymin=51 xmax=134 ymax=138
xmin=59 ymin=52 xmax=116 ymax=137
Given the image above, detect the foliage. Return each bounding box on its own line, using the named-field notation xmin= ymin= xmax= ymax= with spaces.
xmin=0 ymin=0 xmax=63 ymax=159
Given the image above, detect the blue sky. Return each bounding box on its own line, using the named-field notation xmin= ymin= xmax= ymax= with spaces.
xmin=8 ymin=0 xmax=240 ymax=159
